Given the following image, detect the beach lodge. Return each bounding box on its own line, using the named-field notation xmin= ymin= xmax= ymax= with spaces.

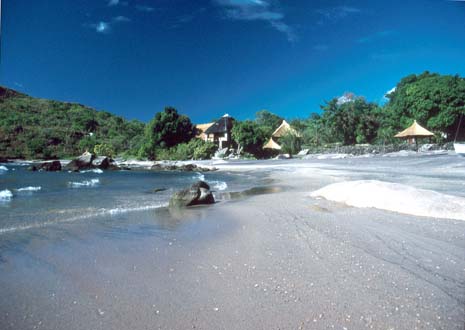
xmin=196 ymin=114 xmax=235 ymax=149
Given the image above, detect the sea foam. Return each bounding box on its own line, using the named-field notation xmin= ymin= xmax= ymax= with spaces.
xmin=0 ymin=189 xmax=13 ymax=202
xmin=17 ymin=186 xmax=42 ymax=192
xmin=211 ymin=181 xmax=228 ymax=191
xmin=68 ymin=178 xmax=100 ymax=188
xmin=0 ymin=203 xmax=168 ymax=234
xmin=0 ymin=165 xmax=8 ymax=171
xmin=80 ymin=168 xmax=104 ymax=174
xmin=311 ymin=180 xmax=465 ymax=221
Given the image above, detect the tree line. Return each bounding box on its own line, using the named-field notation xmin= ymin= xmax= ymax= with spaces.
xmin=0 ymin=71 xmax=464 ymax=160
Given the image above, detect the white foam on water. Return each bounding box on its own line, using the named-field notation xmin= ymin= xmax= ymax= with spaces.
xmin=0 ymin=189 xmax=13 ymax=202
xmin=68 ymin=178 xmax=100 ymax=188
xmin=17 ymin=186 xmax=42 ymax=192
xmin=0 ymin=203 xmax=168 ymax=234
xmin=194 ymin=172 xmax=205 ymax=181
xmin=80 ymin=169 xmax=104 ymax=174
xmin=310 ymin=180 xmax=465 ymax=221
xmin=211 ymin=181 xmax=228 ymax=191
xmin=0 ymin=165 xmax=8 ymax=171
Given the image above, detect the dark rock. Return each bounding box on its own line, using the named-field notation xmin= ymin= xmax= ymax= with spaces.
xmin=179 ymin=164 xmax=197 ymax=172
xmin=64 ymin=151 xmax=95 ymax=171
xmin=152 ymin=188 xmax=167 ymax=193
xmin=169 ymin=181 xmax=215 ymax=208
xmin=27 ymin=165 xmax=38 ymax=171
xmin=38 ymin=160 xmax=62 ymax=171
xmin=0 ymin=157 xmax=9 ymax=163
xmin=150 ymin=164 xmax=163 ymax=171
xmin=93 ymin=156 xmax=111 ymax=169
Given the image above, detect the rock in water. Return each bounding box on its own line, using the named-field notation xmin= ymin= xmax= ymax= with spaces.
xmin=92 ymin=156 xmax=110 ymax=169
xmin=169 ymin=181 xmax=215 ymax=208
xmin=38 ymin=160 xmax=62 ymax=171
xmin=64 ymin=151 xmax=95 ymax=171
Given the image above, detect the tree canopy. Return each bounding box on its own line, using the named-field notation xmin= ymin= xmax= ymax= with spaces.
xmin=139 ymin=107 xmax=196 ymax=159
xmin=0 ymin=87 xmax=145 ymax=159
xmin=384 ymin=72 xmax=465 ymax=140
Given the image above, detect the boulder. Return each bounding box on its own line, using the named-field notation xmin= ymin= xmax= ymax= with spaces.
xmin=93 ymin=156 xmax=111 ymax=169
xmin=169 ymin=181 xmax=215 ymax=208
xmin=179 ymin=164 xmax=197 ymax=172
xmin=38 ymin=160 xmax=62 ymax=171
xmin=64 ymin=151 xmax=95 ymax=171
xmin=0 ymin=157 xmax=9 ymax=163
xmin=27 ymin=165 xmax=38 ymax=171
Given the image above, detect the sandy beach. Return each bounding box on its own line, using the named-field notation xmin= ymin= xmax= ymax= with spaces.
xmin=1 ymin=153 xmax=465 ymax=330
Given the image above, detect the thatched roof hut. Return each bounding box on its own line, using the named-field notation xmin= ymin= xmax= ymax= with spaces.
xmin=271 ymin=120 xmax=299 ymax=138
xmin=394 ymin=120 xmax=434 ymax=144
xmin=196 ymin=123 xmax=214 ymax=139
xmin=263 ymin=137 xmax=282 ymax=150
xmin=205 ymin=114 xmax=234 ymax=135
xmin=394 ymin=120 xmax=434 ymax=138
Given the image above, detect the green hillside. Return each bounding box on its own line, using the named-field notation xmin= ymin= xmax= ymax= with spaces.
xmin=0 ymin=87 xmax=145 ymax=159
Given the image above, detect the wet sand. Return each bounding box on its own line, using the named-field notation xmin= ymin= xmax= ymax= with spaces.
xmin=1 ymin=155 xmax=465 ymax=329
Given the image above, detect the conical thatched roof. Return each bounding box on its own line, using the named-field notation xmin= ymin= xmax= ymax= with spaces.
xmin=205 ymin=114 xmax=234 ymax=134
xmin=394 ymin=120 xmax=434 ymax=138
xmin=271 ymin=120 xmax=299 ymax=138
xmin=263 ymin=137 xmax=282 ymax=150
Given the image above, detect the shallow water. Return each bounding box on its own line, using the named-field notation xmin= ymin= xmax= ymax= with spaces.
xmin=0 ymin=165 xmax=256 ymax=235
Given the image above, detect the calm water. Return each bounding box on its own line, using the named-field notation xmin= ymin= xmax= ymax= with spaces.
xmin=0 ymin=164 xmax=254 ymax=235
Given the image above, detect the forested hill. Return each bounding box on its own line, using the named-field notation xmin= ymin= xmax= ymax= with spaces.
xmin=0 ymin=86 xmax=145 ymax=159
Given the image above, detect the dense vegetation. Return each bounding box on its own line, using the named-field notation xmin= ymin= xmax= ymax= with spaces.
xmin=1 ymin=71 xmax=463 ymax=160
xmin=0 ymin=87 xmax=145 ymax=159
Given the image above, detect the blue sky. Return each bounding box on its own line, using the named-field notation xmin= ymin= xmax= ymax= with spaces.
xmin=1 ymin=0 xmax=465 ymax=123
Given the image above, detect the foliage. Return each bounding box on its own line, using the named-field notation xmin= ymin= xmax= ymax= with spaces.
xmin=152 ymin=139 xmax=217 ymax=161
xmin=319 ymin=97 xmax=381 ymax=145
xmin=384 ymin=71 xmax=465 ymax=140
xmin=141 ymin=107 xmax=196 ymax=159
xmin=279 ymin=131 xmax=302 ymax=155
xmin=231 ymin=120 xmax=268 ymax=157
xmin=94 ymin=143 xmax=115 ymax=157
xmin=0 ymin=87 xmax=145 ymax=159
xmin=255 ymin=110 xmax=283 ymax=137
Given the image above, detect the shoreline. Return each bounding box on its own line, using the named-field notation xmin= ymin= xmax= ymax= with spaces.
xmin=1 ymin=154 xmax=464 ymax=329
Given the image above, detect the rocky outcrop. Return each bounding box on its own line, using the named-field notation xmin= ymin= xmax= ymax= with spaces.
xmin=150 ymin=163 xmax=217 ymax=172
xmin=64 ymin=151 xmax=94 ymax=172
xmin=0 ymin=157 xmax=9 ymax=163
xmin=169 ymin=181 xmax=215 ymax=208
xmin=38 ymin=160 xmax=62 ymax=171
xmin=92 ymin=156 xmax=121 ymax=170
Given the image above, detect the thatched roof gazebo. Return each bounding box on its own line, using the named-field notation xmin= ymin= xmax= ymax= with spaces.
xmin=394 ymin=120 xmax=434 ymax=145
xmin=263 ymin=137 xmax=282 ymax=150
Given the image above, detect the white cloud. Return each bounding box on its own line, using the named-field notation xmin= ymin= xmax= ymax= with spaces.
xmin=213 ymin=0 xmax=296 ymax=42
xmin=337 ymin=92 xmax=356 ymax=105
xmin=113 ymin=16 xmax=131 ymax=22
xmin=382 ymin=86 xmax=396 ymax=102
xmin=135 ymin=5 xmax=155 ymax=12
xmin=85 ymin=16 xmax=130 ymax=34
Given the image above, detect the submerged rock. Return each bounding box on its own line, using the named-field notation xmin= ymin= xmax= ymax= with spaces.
xmin=38 ymin=160 xmax=62 ymax=171
xmin=27 ymin=165 xmax=38 ymax=171
xmin=150 ymin=163 xmax=213 ymax=172
xmin=169 ymin=181 xmax=215 ymax=208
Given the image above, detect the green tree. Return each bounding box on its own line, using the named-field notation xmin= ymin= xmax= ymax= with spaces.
xmin=320 ymin=97 xmax=381 ymax=145
xmin=280 ymin=131 xmax=302 ymax=155
xmin=141 ymin=107 xmax=196 ymax=159
xmin=255 ymin=110 xmax=283 ymax=137
xmin=231 ymin=120 xmax=268 ymax=157
xmin=384 ymin=71 xmax=465 ymax=140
